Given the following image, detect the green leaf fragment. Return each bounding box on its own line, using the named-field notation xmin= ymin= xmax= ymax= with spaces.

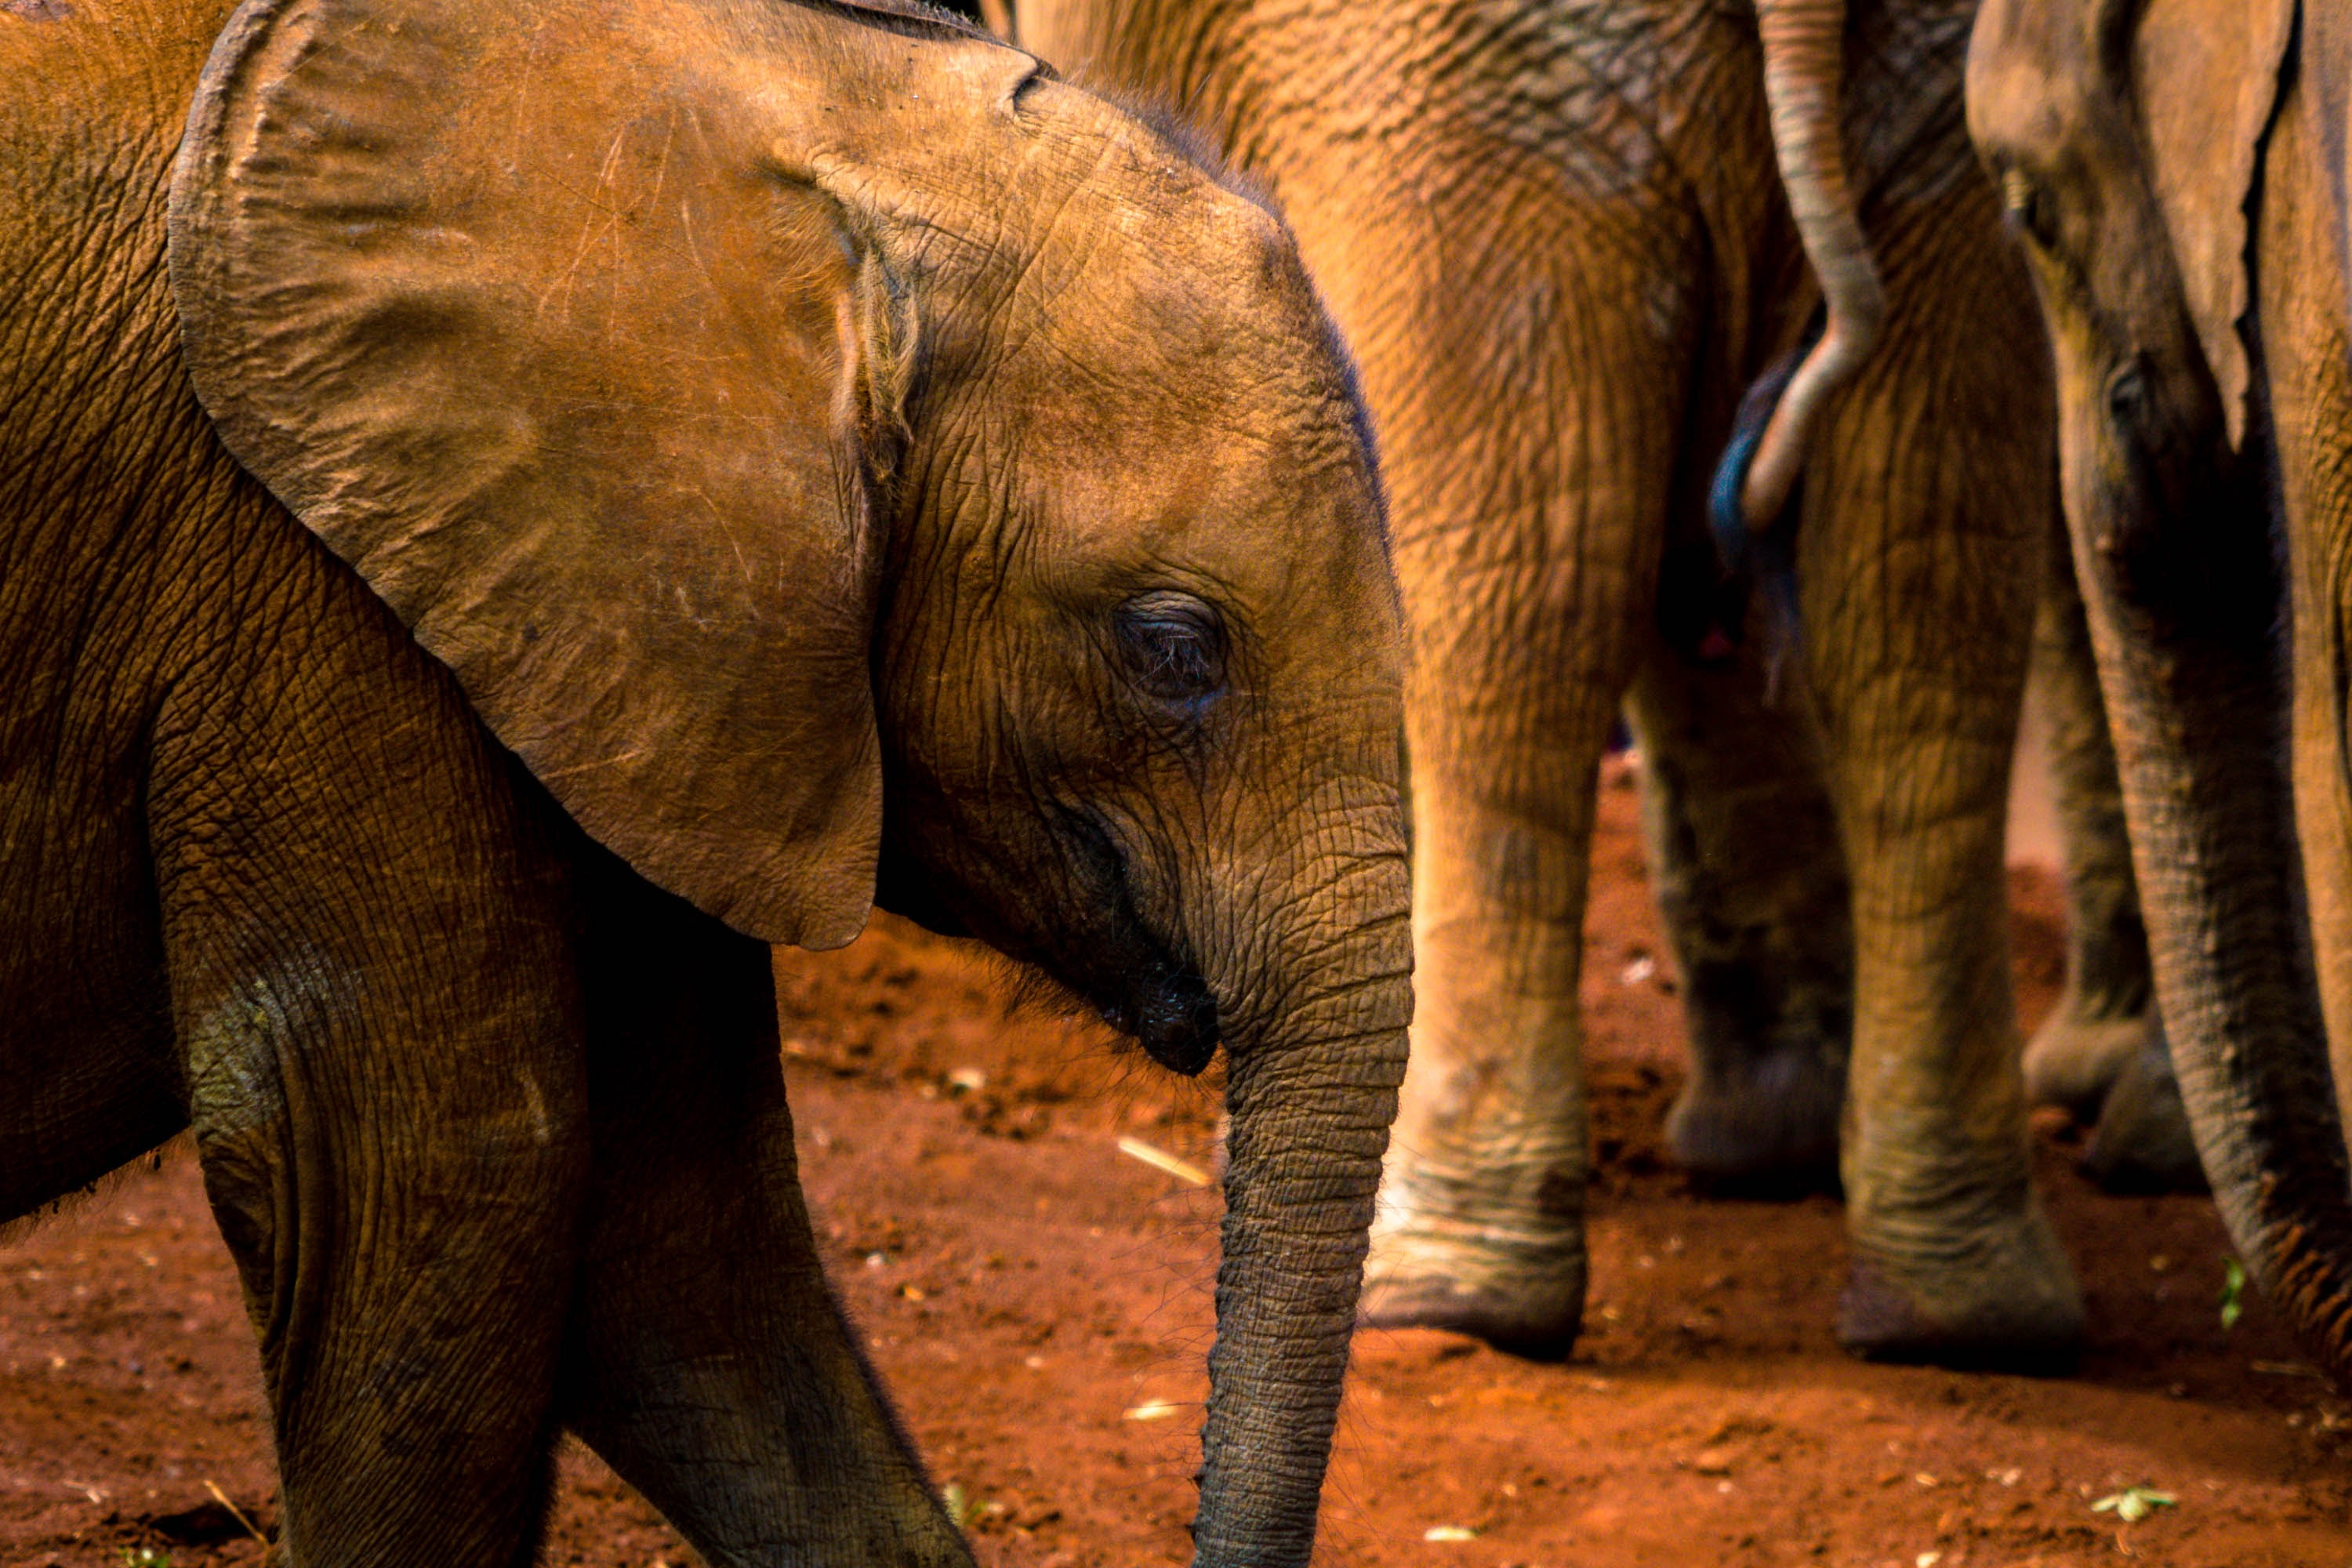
xmin=2092 ymin=1486 xmax=2176 ymax=1523
xmin=2220 ymin=1257 xmax=2248 ymax=1330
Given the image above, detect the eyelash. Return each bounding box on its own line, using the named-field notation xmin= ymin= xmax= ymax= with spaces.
xmin=1115 ymin=597 xmax=1228 ymax=706
xmin=1142 ymin=628 xmax=1216 ymax=691
xmin=2003 ymin=166 xmax=2060 ymax=250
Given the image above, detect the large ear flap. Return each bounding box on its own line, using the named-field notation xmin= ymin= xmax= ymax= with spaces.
xmin=169 ymin=0 xmax=913 ymax=948
xmin=2302 ymin=2 xmax=2352 ymax=354
xmin=2131 ymin=0 xmax=2296 ymax=450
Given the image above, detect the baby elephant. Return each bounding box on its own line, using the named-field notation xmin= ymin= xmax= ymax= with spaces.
xmin=0 ymin=0 xmax=1410 ymax=1561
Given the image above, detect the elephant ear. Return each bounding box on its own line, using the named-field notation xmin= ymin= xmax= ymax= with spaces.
xmin=2131 ymin=0 xmax=2296 ymax=451
xmin=2301 ymin=1 xmax=2352 ymax=357
xmin=169 ymin=0 xmax=906 ymax=949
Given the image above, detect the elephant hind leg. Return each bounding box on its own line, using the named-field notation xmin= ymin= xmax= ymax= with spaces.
xmin=1625 ymin=631 xmax=1850 ymax=1196
xmin=1798 ymin=187 xmax=2083 ymax=1371
xmin=1360 ymin=190 xmax=1710 ymax=1359
xmin=1358 ymin=576 xmax=1625 ymax=1362
xmin=555 ymin=846 xmax=972 ymax=1568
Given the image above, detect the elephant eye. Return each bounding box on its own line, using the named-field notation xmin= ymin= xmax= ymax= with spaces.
xmin=1115 ymin=591 xmax=1228 ymax=706
xmin=2105 ymin=352 xmax=2154 ymax=428
xmin=2002 ymin=166 xmax=2060 ymax=252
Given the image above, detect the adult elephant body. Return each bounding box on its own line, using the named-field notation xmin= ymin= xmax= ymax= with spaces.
xmin=1969 ymin=0 xmax=2352 ymax=1388
xmin=1011 ymin=0 xmax=2083 ymax=1363
xmin=0 ymin=0 xmax=1412 ymax=1559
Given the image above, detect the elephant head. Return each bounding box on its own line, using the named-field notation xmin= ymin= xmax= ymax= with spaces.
xmin=1968 ymin=0 xmax=2352 ymax=1386
xmin=166 ymin=0 xmax=1410 ymax=1557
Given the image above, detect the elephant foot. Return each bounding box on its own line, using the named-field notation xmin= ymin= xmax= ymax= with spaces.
xmin=1835 ymin=1202 xmax=2084 ymax=1373
xmin=2082 ymin=1029 xmax=2205 ymax=1194
xmin=2023 ymin=1004 xmax=2152 ymax=1117
xmin=1360 ymin=1196 xmax=1584 ymax=1359
xmin=1665 ymin=1040 xmax=1843 ymax=1195
xmin=1357 ymin=1268 xmax=1583 ymax=1360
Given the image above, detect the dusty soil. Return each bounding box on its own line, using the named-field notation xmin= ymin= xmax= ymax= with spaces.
xmin=4 ymin=770 xmax=2348 ymax=1568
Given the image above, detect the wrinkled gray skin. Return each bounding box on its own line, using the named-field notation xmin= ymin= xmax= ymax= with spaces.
xmin=1969 ymin=0 xmax=2352 ymax=1386
xmin=2025 ymin=517 xmax=2201 ymax=1192
xmin=1629 ymin=485 xmax=2195 ymax=1197
xmin=0 ymin=0 xmax=1411 ymax=1560
xmin=1640 ymin=505 xmax=2198 ymax=1198
xmin=1011 ymin=0 xmax=2092 ymax=1367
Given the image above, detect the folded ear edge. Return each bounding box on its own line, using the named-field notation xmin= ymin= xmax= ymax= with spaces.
xmin=2132 ymin=0 xmax=2297 ymax=452
xmin=167 ymin=0 xmax=929 ymax=953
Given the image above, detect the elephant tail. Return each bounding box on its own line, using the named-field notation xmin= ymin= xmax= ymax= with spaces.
xmin=1697 ymin=311 xmax=1822 ymax=690
xmin=1738 ymin=0 xmax=1886 ymax=532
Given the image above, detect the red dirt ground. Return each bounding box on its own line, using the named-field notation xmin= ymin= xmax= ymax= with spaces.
xmin=4 ymin=771 xmax=2348 ymax=1568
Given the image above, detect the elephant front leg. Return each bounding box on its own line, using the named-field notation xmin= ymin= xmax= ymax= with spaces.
xmin=156 ymin=778 xmax=590 ymax=1563
xmin=1625 ymin=632 xmax=1852 ymax=1193
xmin=2021 ymin=520 xmax=2159 ymax=1104
xmin=556 ymin=853 xmax=971 ymax=1568
xmin=2025 ymin=521 xmax=2200 ymax=1191
xmin=1798 ymin=212 xmax=2082 ymax=1368
xmin=188 ymin=1041 xmax=585 ymax=1568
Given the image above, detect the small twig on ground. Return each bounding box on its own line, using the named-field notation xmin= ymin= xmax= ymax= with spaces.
xmin=2250 ymin=1360 xmax=2328 ymax=1381
xmin=203 ymin=1479 xmax=269 ymax=1546
xmin=1116 ymin=1136 xmax=1210 ymax=1187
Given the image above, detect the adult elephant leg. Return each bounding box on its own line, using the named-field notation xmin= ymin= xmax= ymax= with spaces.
xmin=2030 ymin=514 xmax=2201 ymax=1191
xmin=1627 ymin=631 xmax=1852 ymax=1193
xmin=1361 ymin=214 xmax=1694 ymax=1356
xmin=150 ymin=546 xmax=590 ymax=1566
xmin=2082 ymin=1022 xmax=2204 ymax=1193
xmin=2022 ymin=511 xmax=2159 ymax=1113
xmin=554 ymin=844 xmax=971 ymax=1568
xmin=1800 ymin=180 xmax=2082 ymax=1366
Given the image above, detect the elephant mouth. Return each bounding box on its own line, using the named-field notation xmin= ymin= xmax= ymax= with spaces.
xmin=1098 ymin=960 xmax=1219 ymax=1076
xmin=877 ymin=803 xmax=1222 ymax=1075
xmin=873 ymin=834 xmax=972 ymax=939
xmin=1052 ymin=808 xmax=1222 ymax=1075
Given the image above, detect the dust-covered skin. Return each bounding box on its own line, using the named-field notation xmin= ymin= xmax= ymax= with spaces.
xmin=1968 ymin=0 xmax=2352 ymax=1388
xmin=0 ymin=0 xmax=1412 ymax=1560
xmin=1007 ymin=0 xmax=2085 ymax=1367
xmin=2022 ymin=533 xmax=2154 ymax=1127
xmin=1625 ymin=639 xmax=1853 ymax=1199
xmin=2024 ymin=515 xmax=2200 ymax=1192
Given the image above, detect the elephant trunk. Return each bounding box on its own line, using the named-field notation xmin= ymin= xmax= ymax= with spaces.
xmin=1743 ymin=0 xmax=1887 ymax=528
xmin=2077 ymin=506 xmax=2352 ymax=1388
xmin=1189 ymin=908 xmax=1410 ymax=1568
